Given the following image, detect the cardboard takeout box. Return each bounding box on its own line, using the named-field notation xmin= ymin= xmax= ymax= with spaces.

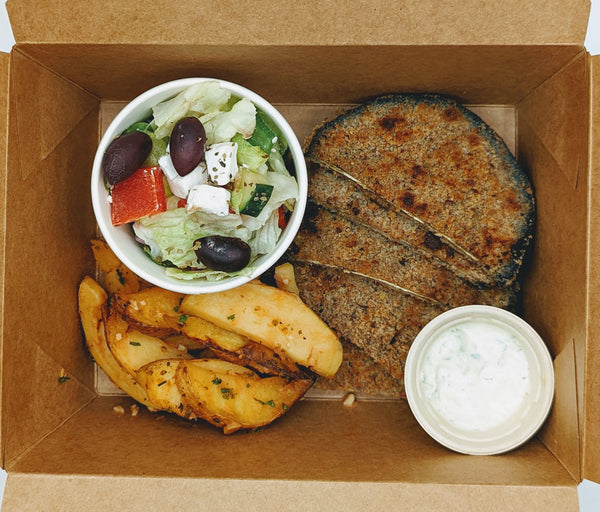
xmin=0 ymin=0 xmax=599 ymax=509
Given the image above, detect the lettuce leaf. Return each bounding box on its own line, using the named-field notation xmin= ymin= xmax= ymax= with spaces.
xmin=247 ymin=208 xmax=282 ymax=256
xmin=152 ymin=81 xmax=231 ymax=139
xmin=133 ymin=208 xmax=251 ymax=269
xmin=202 ymin=97 xmax=256 ymax=145
xmin=232 ymin=133 xmax=269 ymax=173
xmin=240 ymin=171 xmax=298 ymax=232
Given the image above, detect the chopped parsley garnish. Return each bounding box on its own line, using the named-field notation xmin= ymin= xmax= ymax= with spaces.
xmin=129 ymin=341 xmax=141 ymax=346
xmin=254 ymin=398 xmax=275 ymax=407
xmin=178 ymin=314 xmax=189 ymax=325
xmin=220 ymin=387 xmax=235 ymax=399
xmin=227 ymin=314 xmax=235 ymax=320
xmin=212 ymin=377 xmax=222 ymax=385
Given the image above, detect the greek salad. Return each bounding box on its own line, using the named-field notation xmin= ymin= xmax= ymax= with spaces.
xmin=101 ymin=81 xmax=299 ymax=281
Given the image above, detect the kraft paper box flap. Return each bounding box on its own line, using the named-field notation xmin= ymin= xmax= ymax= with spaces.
xmin=3 ymin=45 xmax=584 ymax=105
xmin=3 ymin=333 xmax=96 ymax=464
xmin=6 ymin=0 xmax=591 ymax=46
xmin=518 ymin=52 xmax=589 ymax=190
xmin=0 ymin=473 xmax=580 ymax=512
xmin=539 ymin=341 xmax=580 ymax=481
xmin=2 ymin=50 xmax=99 ymax=464
xmin=4 ymin=398 xmax=576 ymax=498
xmin=583 ymin=53 xmax=600 ymax=483
xmin=517 ymin=76 xmax=588 ymax=478
xmin=11 ymin=50 xmax=98 ymax=180
xmin=0 ymin=51 xmax=8 ymax=463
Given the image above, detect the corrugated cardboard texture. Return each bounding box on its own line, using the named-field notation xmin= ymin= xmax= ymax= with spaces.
xmin=6 ymin=0 xmax=591 ymax=46
xmin=584 ymin=53 xmax=600 ymax=483
xmin=0 ymin=51 xmax=9 ymax=466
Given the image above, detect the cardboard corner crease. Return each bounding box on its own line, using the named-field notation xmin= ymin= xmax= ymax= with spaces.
xmin=0 ymin=0 xmax=598 ymax=510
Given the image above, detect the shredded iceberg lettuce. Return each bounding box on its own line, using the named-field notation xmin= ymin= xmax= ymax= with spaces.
xmin=202 ymin=97 xmax=256 ymax=144
xmin=233 ymin=133 xmax=269 ymax=173
xmin=133 ymin=208 xmax=252 ymax=269
xmin=152 ymin=81 xmax=231 ymax=139
xmin=240 ymin=171 xmax=298 ymax=232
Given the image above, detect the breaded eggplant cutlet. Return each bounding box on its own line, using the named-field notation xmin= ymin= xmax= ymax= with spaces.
xmin=305 ymin=93 xmax=535 ymax=287
xmin=293 ymin=93 xmax=535 ymax=397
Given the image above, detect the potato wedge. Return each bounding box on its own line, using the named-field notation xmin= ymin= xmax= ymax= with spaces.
xmin=78 ymin=277 xmax=151 ymax=406
xmin=104 ymin=310 xmax=192 ymax=376
xmin=180 ymin=282 xmax=343 ymax=378
xmin=274 ymin=262 xmax=300 ymax=296
xmin=199 ymin=337 xmax=313 ymax=381
xmin=104 ymin=266 xmax=141 ymax=295
xmin=181 ymin=316 xmax=308 ymax=379
xmin=91 ymin=239 xmax=141 ymax=294
xmin=111 ymin=287 xmax=185 ymax=336
xmin=180 ymin=315 xmax=248 ymax=352
xmin=135 ymin=359 xmax=192 ymax=418
xmin=113 ymin=288 xmax=308 ymax=378
xmin=91 ymin=239 xmax=122 ymax=274
xmin=176 ymin=359 xmax=312 ymax=434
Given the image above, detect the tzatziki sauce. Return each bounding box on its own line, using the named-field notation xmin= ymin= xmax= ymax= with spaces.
xmin=419 ymin=320 xmax=531 ymax=432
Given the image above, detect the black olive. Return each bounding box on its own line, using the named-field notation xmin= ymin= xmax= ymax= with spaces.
xmin=102 ymin=131 xmax=152 ymax=185
xmin=170 ymin=117 xmax=206 ymax=176
xmin=194 ymin=236 xmax=251 ymax=272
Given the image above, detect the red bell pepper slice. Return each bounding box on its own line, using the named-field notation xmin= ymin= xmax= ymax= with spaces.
xmin=278 ymin=205 xmax=289 ymax=229
xmin=110 ymin=166 xmax=167 ymax=226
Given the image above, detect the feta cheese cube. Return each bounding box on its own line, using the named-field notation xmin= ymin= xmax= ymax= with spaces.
xmin=205 ymin=142 xmax=238 ymax=186
xmin=159 ymin=154 xmax=207 ymax=199
xmin=186 ymin=184 xmax=231 ymax=216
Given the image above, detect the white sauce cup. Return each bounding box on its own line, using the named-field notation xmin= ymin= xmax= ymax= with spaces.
xmin=405 ymin=305 xmax=555 ymax=455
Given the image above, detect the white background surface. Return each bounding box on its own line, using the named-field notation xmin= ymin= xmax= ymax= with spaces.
xmin=1 ymin=0 xmax=600 ymax=509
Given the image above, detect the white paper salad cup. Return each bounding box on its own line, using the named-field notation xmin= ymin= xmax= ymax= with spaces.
xmin=91 ymin=78 xmax=307 ymax=294
xmin=405 ymin=305 xmax=554 ymax=455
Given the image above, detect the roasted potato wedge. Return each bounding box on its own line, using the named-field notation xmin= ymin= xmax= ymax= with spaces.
xmin=182 ymin=316 xmax=304 ymax=377
xmin=274 ymin=262 xmax=300 ymax=296
xmin=135 ymin=359 xmax=192 ymax=418
xmin=91 ymin=239 xmax=122 ymax=274
xmin=91 ymin=239 xmax=141 ymax=294
xmin=111 ymin=287 xmax=185 ymax=336
xmin=113 ymin=288 xmax=310 ymax=378
xmin=176 ymin=359 xmax=313 ymax=434
xmin=180 ymin=315 xmax=249 ymax=352
xmin=180 ymin=282 xmax=343 ymax=378
xmin=104 ymin=310 xmax=192 ymax=376
xmin=202 ymin=338 xmax=313 ymax=381
xmin=78 ymin=277 xmax=151 ymax=406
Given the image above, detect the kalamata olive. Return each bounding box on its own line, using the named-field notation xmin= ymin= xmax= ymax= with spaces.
xmin=102 ymin=131 xmax=152 ymax=185
xmin=194 ymin=235 xmax=251 ymax=272
xmin=170 ymin=117 xmax=206 ymax=176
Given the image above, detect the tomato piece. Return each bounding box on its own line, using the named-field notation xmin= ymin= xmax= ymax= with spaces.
xmin=110 ymin=166 xmax=167 ymax=226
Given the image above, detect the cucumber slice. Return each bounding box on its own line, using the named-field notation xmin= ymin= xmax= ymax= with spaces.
xmin=247 ymin=111 xmax=287 ymax=155
xmin=240 ymin=183 xmax=274 ymax=217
